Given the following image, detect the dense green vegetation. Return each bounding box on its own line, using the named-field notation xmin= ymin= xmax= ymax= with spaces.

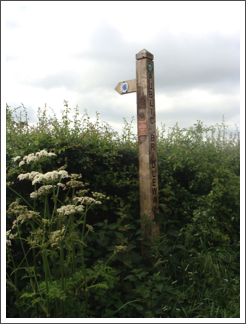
xmin=6 ymin=101 xmax=240 ymax=318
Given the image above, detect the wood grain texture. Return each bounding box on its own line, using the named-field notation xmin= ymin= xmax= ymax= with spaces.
xmin=136 ymin=49 xmax=159 ymax=251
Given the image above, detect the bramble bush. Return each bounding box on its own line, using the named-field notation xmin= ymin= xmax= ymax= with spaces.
xmin=6 ymin=101 xmax=240 ymax=318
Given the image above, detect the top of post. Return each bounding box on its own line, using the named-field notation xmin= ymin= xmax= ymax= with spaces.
xmin=136 ymin=49 xmax=154 ymax=60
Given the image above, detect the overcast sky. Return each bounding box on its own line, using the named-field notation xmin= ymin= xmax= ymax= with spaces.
xmin=2 ymin=1 xmax=245 ymax=137
xmin=1 ymin=3 xmax=245 ymax=317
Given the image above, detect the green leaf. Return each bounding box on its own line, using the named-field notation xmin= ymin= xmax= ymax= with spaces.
xmin=126 ymin=243 xmax=136 ymax=250
xmin=106 ymin=298 xmax=114 ymax=308
xmin=114 ymin=299 xmax=123 ymax=309
xmin=144 ymin=310 xmax=154 ymax=317
xmin=102 ymin=308 xmax=114 ymax=317
xmin=168 ymin=229 xmax=180 ymax=237
xmin=137 ymin=271 xmax=149 ymax=278
xmin=20 ymin=292 xmax=36 ymax=298
xmin=128 ymin=223 xmax=136 ymax=229
xmin=162 ymin=285 xmax=173 ymax=293
xmin=97 ymin=236 xmax=110 ymax=247
xmin=131 ymin=303 xmax=144 ymax=311
xmin=124 ymin=274 xmax=136 ymax=281
xmin=94 ymin=222 xmax=104 ymax=227
xmin=122 ymin=258 xmax=133 ymax=268
xmin=135 ymin=229 xmax=145 ymax=235
xmin=108 ymin=223 xmax=120 ymax=230
xmin=115 ymin=231 xmax=123 ymax=239
xmin=174 ymin=244 xmax=185 ymax=249
xmin=155 ymin=282 xmax=163 ymax=292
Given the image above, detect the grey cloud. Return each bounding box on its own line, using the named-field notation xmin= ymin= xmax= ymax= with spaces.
xmin=71 ymin=23 xmax=239 ymax=98
xmin=26 ymin=21 xmax=240 ymax=97
xmin=155 ymin=94 xmax=240 ymax=137
xmin=152 ymin=31 xmax=240 ymax=95
xmin=9 ymin=20 xmax=239 ymax=137
xmin=71 ymin=20 xmax=132 ymax=64
xmin=24 ymin=61 xmax=134 ymax=94
xmin=6 ymin=55 xmax=21 ymax=62
xmin=75 ymin=89 xmax=136 ymax=124
xmin=156 ymin=102 xmax=239 ymax=125
xmin=27 ymin=70 xmax=82 ymax=91
xmin=6 ymin=19 xmax=22 ymax=30
xmin=19 ymin=6 xmax=27 ymax=11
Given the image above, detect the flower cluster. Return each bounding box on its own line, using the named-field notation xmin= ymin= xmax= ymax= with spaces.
xmin=6 ymin=182 xmax=14 ymax=187
xmin=57 ymin=204 xmax=84 ymax=216
xmin=9 ymin=232 xmax=18 ymax=240
xmin=30 ymin=185 xmax=55 ymax=198
xmin=7 ymin=200 xmax=28 ymax=216
xmin=119 ymin=214 xmax=128 ymax=219
xmin=58 ymin=173 xmax=88 ymax=189
xmin=35 ymin=150 xmax=56 ymax=159
xmin=115 ymin=245 xmax=128 ymax=254
xmin=18 ymin=171 xmax=42 ymax=181
xmin=91 ymin=192 xmax=110 ymax=200
xmin=7 ymin=200 xmax=41 ymax=229
xmin=49 ymin=227 xmax=66 ymax=247
xmin=32 ymin=170 xmax=69 ymax=185
xmin=12 ymin=156 xmax=21 ymax=162
xmin=41 ymin=218 xmax=52 ymax=225
xmin=17 ymin=170 xmax=69 ymax=185
xmin=70 ymin=173 xmax=82 ymax=180
xmin=17 ymin=150 xmax=56 ymax=167
xmin=86 ymin=224 xmax=94 ymax=233
xmin=73 ymin=196 xmax=102 ymax=205
xmin=64 ymin=180 xmax=85 ymax=189
xmin=6 ymin=230 xmax=12 ymax=247
xmin=57 ymin=182 xmax=65 ymax=188
xmin=6 ymin=229 xmax=18 ymax=246
xmin=91 ymin=192 xmax=105 ymax=199
xmin=78 ymin=189 xmax=90 ymax=196
xmin=12 ymin=210 xmax=41 ymax=229
xmin=28 ymin=228 xmax=44 ymax=248
xmin=118 ymin=225 xmax=130 ymax=232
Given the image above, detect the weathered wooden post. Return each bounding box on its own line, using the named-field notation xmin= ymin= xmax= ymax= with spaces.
xmin=115 ymin=49 xmax=159 ymax=256
xmin=136 ymin=49 xmax=159 ymax=256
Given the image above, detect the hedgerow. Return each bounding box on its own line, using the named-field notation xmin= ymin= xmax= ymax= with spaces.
xmin=6 ymin=101 xmax=240 ymax=318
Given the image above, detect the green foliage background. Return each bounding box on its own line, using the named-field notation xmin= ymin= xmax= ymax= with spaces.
xmin=6 ymin=101 xmax=240 ymax=318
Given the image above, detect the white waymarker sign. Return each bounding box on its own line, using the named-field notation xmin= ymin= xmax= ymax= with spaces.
xmin=115 ymin=49 xmax=159 ymax=257
xmin=115 ymin=79 xmax=137 ymax=94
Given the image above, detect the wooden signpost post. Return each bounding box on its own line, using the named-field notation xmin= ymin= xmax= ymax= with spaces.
xmin=115 ymin=49 xmax=159 ymax=256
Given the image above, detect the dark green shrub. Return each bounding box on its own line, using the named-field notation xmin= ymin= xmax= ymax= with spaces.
xmin=6 ymin=102 xmax=240 ymax=318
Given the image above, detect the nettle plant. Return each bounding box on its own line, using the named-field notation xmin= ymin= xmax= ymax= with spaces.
xmin=6 ymin=149 xmax=122 ymax=318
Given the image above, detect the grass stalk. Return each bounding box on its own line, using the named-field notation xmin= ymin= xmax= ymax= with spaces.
xmin=59 ymin=240 xmax=65 ymax=317
xmin=8 ymin=186 xmax=34 ymax=210
xmin=32 ymin=248 xmax=39 ymax=317
xmin=42 ymin=251 xmax=51 ymax=317
xmin=6 ymin=254 xmax=22 ymax=317
xmin=80 ymin=232 xmax=88 ymax=317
